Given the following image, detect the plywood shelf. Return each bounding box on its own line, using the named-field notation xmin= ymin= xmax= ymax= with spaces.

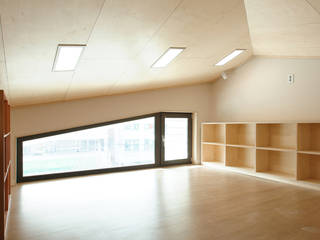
xmin=224 ymin=166 xmax=256 ymax=176
xmin=202 ymin=142 xmax=225 ymax=146
xmin=226 ymin=146 xmax=255 ymax=170
xmin=298 ymin=123 xmax=320 ymax=152
xmin=256 ymin=171 xmax=296 ymax=182
xmin=202 ymin=161 xmax=225 ymax=168
xmin=297 ymin=153 xmax=320 ymax=182
xmin=226 ymin=124 xmax=255 ymax=146
xmin=0 ymin=90 xmax=11 ymax=239
xmin=256 ymin=123 xmax=297 ymax=150
xmin=299 ymin=179 xmax=320 ymax=185
xmin=201 ymin=122 xmax=320 ymax=190
xmin=256 ymin=149 xmax=296 ymax=178
xmin=256 ymin=146 xmax=296 ymax=152
xmin=201 ymin=144 xmax=225 ymax=164
xmin=227 ymin=166 xmax=255 ymax=172
xmin=201 ymin=123 xmax=225 ymax=144
xmin=226 ymin=144 xmax=255 ymax=149
xmin=297 ymin=150 xmax=320 ymax=156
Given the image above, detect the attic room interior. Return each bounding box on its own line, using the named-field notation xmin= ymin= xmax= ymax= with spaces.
xmin=1 ymin=0 xmax=320 ymax=239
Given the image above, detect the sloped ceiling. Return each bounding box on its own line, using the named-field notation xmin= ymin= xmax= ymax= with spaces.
xmin=1 ymin=0 xmax=320 ymax=106
xmin=0 ymin=0 xmax=252 ymax=106
xmin=245 ymin=0 xmax=320 ymax=56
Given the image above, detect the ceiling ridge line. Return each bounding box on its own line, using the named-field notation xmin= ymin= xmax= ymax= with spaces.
xmin=0 ymin=15 xmax=11 ymax=101
xmin=63 ymin=0 xmax=108 ymax=101
xmin=243 ymin=0 xmax=255 ymax=56
xmin=305 ymin=0 xmax=320 ymax=17
xmin=84 ymin=0 xmax=109 ymax=45
xmin=103 ymin=0 xmax=186 ymax=97
xmin=134 ymin=0 xmax=185 ymax=59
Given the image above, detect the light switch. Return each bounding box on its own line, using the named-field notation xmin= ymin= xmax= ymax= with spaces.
xmin=288 ymin=74 xmax=294 ymax=84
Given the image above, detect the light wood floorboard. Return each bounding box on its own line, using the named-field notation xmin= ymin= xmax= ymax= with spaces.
xmin=6 ymin=165 xmax=320 ymax=240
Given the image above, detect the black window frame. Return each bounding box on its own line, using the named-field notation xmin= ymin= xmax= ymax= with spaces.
xmin=160 ymin=112 xmax=193 ymax=166
xmin=17 ymin=112 xmax=192 ymax=183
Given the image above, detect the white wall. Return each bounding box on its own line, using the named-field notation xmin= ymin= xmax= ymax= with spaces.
xmin=211 ymin=56 xmax=320 ymax=122
xmin=11 ymin=83 xmax=212 ymax=183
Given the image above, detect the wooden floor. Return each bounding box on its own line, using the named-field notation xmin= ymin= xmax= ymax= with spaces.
xmin=6 ymin=165 xmax=320 ymax=240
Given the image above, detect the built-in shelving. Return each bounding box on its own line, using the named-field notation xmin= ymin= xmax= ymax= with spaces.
xmin=297 ymin=153 xmax=320 ymax=183
xmin=256 ymin=149 xmax=296 ymax=178
xmin=227 ymin=144 xmax=255 ymax=149
xmin=201 ymin=144 xmax=225 ymax=165
xmin=201 ymin=123 xmax=225 ymax=144
xmin=298 ymin=123 xmax=320 ymax=153
xmin=201 ymin=122 xmax=320 ymax=190
xmin=226 ymin=124 xmax=255 ymax=146
xmin=202 ymin=142 xmax=225 ymax=146
xmin=0 ymin=90 xmax=11 ymax=239
xmin=226 ymin=146 xmax=255 ymax=170
xmin=256 ymin=123 xmax=297 ymax=150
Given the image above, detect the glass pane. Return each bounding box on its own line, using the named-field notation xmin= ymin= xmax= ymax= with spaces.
xmin=23 ymin=117 xmax=155 ymax=176
xmin=164 ymin=118 xmax=188 ymax=161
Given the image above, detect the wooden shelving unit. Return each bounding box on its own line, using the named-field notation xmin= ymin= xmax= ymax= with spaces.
xmin=256 ymin=123 xmax=297 ymax=150
xmin=256 ymin=149 xmax=296 ymax=178
xmin=201 ymin=122 xmax=320 ymax=190
xmin=201 ymin=123 xmax=225 ymax=144
xmin=297 ymin=153 xmax=320 ymax=183
xmin=226 ymin=146 xmax=255 ymax=170
xmin=298 ymin=123 xmax=320 ymax=154
xmin=226 ymin=124 xmax=255 ymax=146
xmin=0 ymin=90 xmax=11 ymax=239
xmin=201 ymin=144 xmax=225 ymax=165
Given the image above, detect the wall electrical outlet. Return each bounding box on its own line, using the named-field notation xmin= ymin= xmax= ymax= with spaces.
xmin=288 ymin=74 xmax=295 ymax=84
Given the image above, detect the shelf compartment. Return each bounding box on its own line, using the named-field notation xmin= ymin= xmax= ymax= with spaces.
xmin=256 ymin=123 xmax=297 ymax=150
xmin=297 ymin=153 xmax=320 ymax=181
xmin=201 ymin=123 xmax=225 ymax=143
xmin=226 ymin=124 xmax=255 ymax=146
xmin=256 ymin=149 xmax=296 ymax=178
xmin=298 ymin=123 xmax=320 ymax=152
xmin=201 ymin=144 xmax=225 ymax=164
xmin=226 ymin=146 xmax=255 ymax=169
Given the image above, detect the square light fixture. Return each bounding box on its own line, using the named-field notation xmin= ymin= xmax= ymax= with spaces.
xmin=215 ymin=49 xmax=246 ymax=66
xmin=152 ymin=47 xmax=185 ymax=68
xmin=53 ymin=44 xmax=86 ymax=71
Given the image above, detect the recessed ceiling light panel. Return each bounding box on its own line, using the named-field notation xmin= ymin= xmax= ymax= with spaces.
xmin=152 ymin=47 xmax=185 ymax=68
xmin=215 ymin=49 xmax=246 ymax=66
xmin=53 ymin=44 xmax=86 ymax=71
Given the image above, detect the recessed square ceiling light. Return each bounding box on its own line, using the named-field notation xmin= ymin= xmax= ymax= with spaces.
xmin=152 ymin=47 xmax=185 ymax=68
xmin=215 ymin=49 xmax=246 ymax=66
xmin=53 ymin=44 xmax=86 ymax=71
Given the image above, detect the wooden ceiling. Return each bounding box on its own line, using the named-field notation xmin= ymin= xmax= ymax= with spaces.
xmin=0 ymin=0 xmax=252 ymax=106
xmin=1 ymin=0 xmax=319 ymax=106
xmin=245 ymin=0 xmax=320 ymax=57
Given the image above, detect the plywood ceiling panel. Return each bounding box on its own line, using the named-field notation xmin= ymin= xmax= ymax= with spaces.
xmin=65 ymin=59 xmax=130 ymax=100
xmin=81 ymin=0 xmax=182 ymax=60
xmin=9 ymin=74 xmax=72 ymax=105
xmin=245 ymin=0 xmax=320 ymax=56
xmin=0 ymin=0 xmax=105 ymax=105
xmin=109 ymin=0 xmax=252 ymax=96
xmin=0 ymin=0 xmax=253 ymax=106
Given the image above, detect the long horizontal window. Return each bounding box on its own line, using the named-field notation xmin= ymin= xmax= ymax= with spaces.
xmin=17 ymin=113 xmax=192 ymax=182
xmin=22 ymin=117 xmax=155 ymax=177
